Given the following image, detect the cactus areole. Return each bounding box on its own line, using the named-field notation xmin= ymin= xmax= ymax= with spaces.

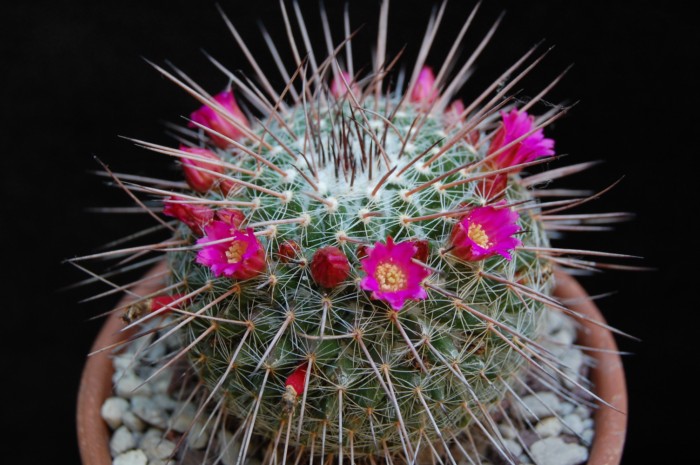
xmin=82 ymin=2 xmax=633 ymax=464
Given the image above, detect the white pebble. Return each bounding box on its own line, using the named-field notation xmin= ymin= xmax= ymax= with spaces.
xmin=530 ymin=437 xmax=588 ymax=465
xmin=171 ymin=403 xmax=197 ymax=433
xmin=113 ymin=354 xmax=135 ymax=374
xmin=559 ymin=402 xmax=575 ymax=416
xmin=499 ymin=424 xmax=518 ymax=440
xmin=144 ymin=438 xmax=176 ymax=461
xmin=582 ymin=429 xmax=594 ymax=443
xmin=536 ymin=417 xmax=563 ymax=437
xmin=187 ymin=421 xmax=210 ymax=450
xmin=519 ymin=393 xmax=561 ymax=419
xmin=116 ymin=374 xmax=152 ymax=398
xmin=152 ymin=377 xmax=171 ymax=395
xmin=112 ymin=449 xmax=148 ymax=465
xmin=575 ymin=404 xmax=591 ymax=418
xmin=139 ymin=428 xmax=163 ymax=451
xmin=582 ymin=418 xmax=593 ymax=429
xmin=219 ymin=429 xmax=241 ymax=465
xmin=562 ymin=414 xmax=585 ymax=436
xmin=153 ymin=393 xmax=178 ymax=411
xmin=502 ymin=439 xmax=522 ymax=457
xmin=122 ymin=411 xmax=146 ymax=433
xmin=131 ymin=396 xmax=168 ymax=428
xmin=562 ymin=349 xmax=584 ymax=377
xmin=110 ymin=426 xmax=136 ymax=456
xmin=101 ymin=397 xmax=130 ymax=430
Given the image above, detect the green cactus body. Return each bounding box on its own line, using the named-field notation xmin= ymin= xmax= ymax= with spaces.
xmin=168 ymin=95 xmax=553 ymax=456
xmin=75 ymin=2 xmax=636 ymax=464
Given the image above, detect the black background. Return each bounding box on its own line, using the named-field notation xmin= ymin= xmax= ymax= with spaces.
xmin=2 ymin=1 xmax=696 ymax=463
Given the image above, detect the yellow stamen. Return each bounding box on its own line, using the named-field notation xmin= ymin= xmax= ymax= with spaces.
xmin=468 ymin=223 xmax=491 ymax=248
xmin=226 ymin=241 xmax=248 ymax=263
xmin=375 ymin=262 xmax=407 ymax=292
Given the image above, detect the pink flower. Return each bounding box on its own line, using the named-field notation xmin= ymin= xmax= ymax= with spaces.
xmin=330 ymin=71 xmax=359 ymax=99
xmin=360 ymin=237 xmax=430 ymax=311
xmin=189 ymin=90 xmax=249 ymax=148
xmin=310 ymin=246 xmax=350 ymax=288
xmin=410 ymin=66 xmax=438 ymax=106
xmin=488 ymin=109 xmax=555 ymax=169
xmin=163 ymin=196 xmax=214 ymax=236
xmin=216 ymin=208 xmax=245 ymax=228
xmin=180 ymin=146 xmax=225 ymax=193
xmin=196 ymin=221 xmax=266 ymax=280
xmin=450 ymin=205 xmax=521 ymax=261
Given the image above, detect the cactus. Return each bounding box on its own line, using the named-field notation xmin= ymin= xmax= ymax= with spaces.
xmin=77 ymin=2 xmax=634 ymax=464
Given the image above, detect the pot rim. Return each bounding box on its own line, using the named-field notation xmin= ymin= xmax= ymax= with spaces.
xmin=76 ymin=266 xmax=627 ymax=465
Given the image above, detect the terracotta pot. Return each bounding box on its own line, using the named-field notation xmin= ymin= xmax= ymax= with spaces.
xmin=76 ymin=267 xmax=627 ymax=465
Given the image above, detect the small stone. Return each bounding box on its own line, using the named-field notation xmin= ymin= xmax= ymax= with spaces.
xmin=535 ymin=417 xmax=563 ymax=437
xmin=122 ymin=411 xmax=146 ymax=433
xmin=561 ymin=349 xmax=584 ymax=377
xmin=187 ymin=421 xmax=210 ymax=450
xmin=132 ymin=396 xmax=168 ymax=428
xmin=530 ymin=437 xmax=588 ymax=465
xmin=219 ymin=429 xmax=241 ymax=465
xmin=139 ymin=428 xmax=163 ymax=452
xmin=559 ymin=402 xmax=575 ymax=416
xmin=575 ymin=405 xmax=591 ymax=418
xmin=101 ymin=397 xmax=130 ymax=430
xmin=582 ymin=429 xmax=594 ymax=443
xmin=562 ymin=413 xmax=585 ymax=436
xmin=153 ymin=393 xmax=178 ymax=411
xmin=149 ymin=460 xmax=176 ymax=465
xmin=145 ymin=439 xmax=176 ymax=462
xmin=582 ymin=418 xmax=593 ymax=429
xmin=502 ymin=439 xmax=522 ymax=457
xmin=171 ymin=403 xmax=197 ymax=433
xmin=113 ymin=354 xmax=135 ymax=374
xmin=110 ymin=426 xmax=136 ymax=457
xmin=519 ymin=393 xmax=561 ymax=420
xmin=116 ymin=374 xmax=152 ymax=398
xmin=152 ymin=377 xmax=171 ymax=395
xmin=499 ymin=424 xmax=517 ymax=440
xmin=112 ymin=449 xmax=148 ymax=465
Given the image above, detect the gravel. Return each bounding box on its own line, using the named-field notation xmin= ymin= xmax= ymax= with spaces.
xmin=101 ymin=310 xmax=594 ymax=465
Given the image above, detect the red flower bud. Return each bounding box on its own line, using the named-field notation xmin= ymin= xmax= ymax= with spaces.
xmin=330 ymin=71 xmax=360 ymax=99
xmin=413 ymin=240 xmax=430 ymax=262
xmin=310 ymin=246 xmax=350 ymax=288
xmin=356 ymin=244 xmax=370 ymax=260
xmin=151 ymin=294 xmax=188 ymax=313
xmin=284 ymin=363 xmax=308 ymax=398
xmin=410 ymin=66 xmax=438 ymax=106
xmin=163 ymin=196 xmax=214 ymax=236
xmin=216 ymin=208 xmax=245 ymax=228
xmin=278 ymin=240 xmax=301 ymax=263
xmin=180 ymin=146 xmax=225 ymax=193
xmin=188 ymin=89 xmax=249 ymax=148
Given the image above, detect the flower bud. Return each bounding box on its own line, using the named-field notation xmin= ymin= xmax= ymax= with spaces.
xmin=310 ymin=246 xmax=351 ymax=288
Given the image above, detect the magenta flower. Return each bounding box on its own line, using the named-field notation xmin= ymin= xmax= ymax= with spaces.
xmin=410 ymin=66 xmax=438 ymax=106
xmin=488 ymin=108 xmax=555 ymax=169
xmin=180 ymin=146 xmax=225 ymax=193
xmin=163 ymin=196 xmax=214 ymax=236
xmin=450 ymin=205 xmax=521 ymax=261
xmin=189 ymin=90 xmax=249 ymax=148
xmin=360 ymin=237 xmax=430 ymax=310
xmin=196 ymin=221 xmax=266 ymax=280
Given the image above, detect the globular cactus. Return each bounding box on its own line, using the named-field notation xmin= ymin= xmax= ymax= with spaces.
xmin=80 ymin=2 xmax=633 ymax=464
